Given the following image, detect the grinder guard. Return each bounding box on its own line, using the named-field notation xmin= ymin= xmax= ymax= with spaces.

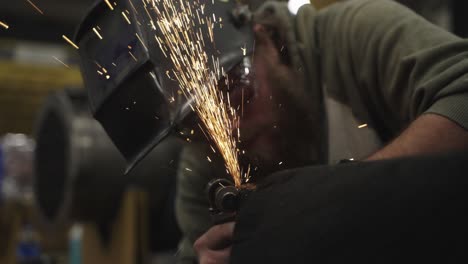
xmin=75 ymin=0 xmax=255 ymax=173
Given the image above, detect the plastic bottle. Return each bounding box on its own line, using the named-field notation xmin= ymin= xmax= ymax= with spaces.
xmin=69 ymin=224 xmax=83 ymax=264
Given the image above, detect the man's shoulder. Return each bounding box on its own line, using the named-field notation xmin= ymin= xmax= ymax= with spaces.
xmin=312 ymin=0 xmax=417 ymax=32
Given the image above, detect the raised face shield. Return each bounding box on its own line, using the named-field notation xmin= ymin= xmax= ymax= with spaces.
xmin=75 ymin=0 xmax=255 ymax=173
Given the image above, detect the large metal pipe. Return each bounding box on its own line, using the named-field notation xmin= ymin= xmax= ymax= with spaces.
xmin=34 ymin=88 xmax=183 ymax=250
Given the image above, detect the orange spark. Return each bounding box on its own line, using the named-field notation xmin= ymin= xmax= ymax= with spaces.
xmin=122 ymin=12 xmax=131 ymax=24
xmin=93 ymin=27 xmax=103 ymax=40
xmin=26 ymin=0 xmax=44 ymax=15
xmin=104 ymin=0 xmax=114 ymax=10
xmin=52 ymin=56 xmax=70 ymax=68
xmin=135 ymin=33 xmax=148 ymax=50
xmin=149 ymin=0 xmax=248 ymax=186
xmin=0 ymin=21 xmax=9 ymax=29
xmin=62 ymin=35 xmax=79 ymax=49
xmin=128 ymin=51 xmax=138 ymax=62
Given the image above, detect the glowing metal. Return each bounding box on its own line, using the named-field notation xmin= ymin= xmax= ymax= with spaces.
xmin=148 ymin=0 xmax=247 ymax=186
xmin=122 ymin=11 xmax=132 ymax=24
xmin=135 ymin=33 xmax=148 ymax=51
xmin=128 ymin=51 xmax=138 ymax=61
xmin=241 ymin=46 xmax=247 ymax=56
xmin=26 ymin=0 xmax=44 ymax=15
xmin=0 ymin=21 xmax=9 ymax=29
xmin=52 ymin=56 xmax=70 ymax=68
xmin=104 ymin=0 xmax=114 ymax=10
xmin=93 ymin=27 xmax=103 ymax=39
xmin=62 ymin=35 xmax=79 ymax=49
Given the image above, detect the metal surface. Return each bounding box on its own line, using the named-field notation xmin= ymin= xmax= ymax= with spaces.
xmin=206 ymin=178 xmax=248 ymax=224
xmin=34 ymin=88 xmax=125 ymax=222
xmin=34 ymin=88 xmax=183 ymax=250
xmin=207 ymin=178 xmax=240 ymax=214
xmin=232 ymin=151 xmax=468 ymax=263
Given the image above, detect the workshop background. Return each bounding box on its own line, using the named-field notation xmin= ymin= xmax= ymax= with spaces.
xmin=0 ymin=0 xmax=466 ymax=264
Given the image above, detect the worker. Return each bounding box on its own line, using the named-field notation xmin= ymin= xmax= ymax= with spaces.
xmin=174 ymin=0 xmax=468 ymax=263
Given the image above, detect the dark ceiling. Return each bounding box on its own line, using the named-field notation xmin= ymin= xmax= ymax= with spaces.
xmin=0 ymin=0 xmax=97 ymax=43
xmin=1 ymin=0 xmax=468 ymax=43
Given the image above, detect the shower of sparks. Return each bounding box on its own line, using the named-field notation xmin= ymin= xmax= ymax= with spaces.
xmin=358 ymin=124 xmax=368 ymax=129
xmin=122 ymin=11 xmax=132 ymax=24
xmin=0 ymin=21 xmax=9 ymax=29
xmin=148 ymin=0 xmax=247 ymax=186
xmin=62 ymin=35 xmax=79 ymax=49
xmin=26 ymin=0 xmax=44 ymax=15
xmin=104 ymin=0 xmax=114 ymax=10
xmin=52 ymin=56 xmax=70 ymax=68
xmin=93 ymin=27 xmax=103 ymax=39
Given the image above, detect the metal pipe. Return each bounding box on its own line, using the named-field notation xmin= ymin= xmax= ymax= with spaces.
xmin=34 ymin=88 xmax=183 ymax=250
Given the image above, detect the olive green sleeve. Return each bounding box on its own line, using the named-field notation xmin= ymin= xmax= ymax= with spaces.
xmin=175 ymin=143 xmax=226 ymax=263
xmin=316 ymin=0 xmax=468 ymax=133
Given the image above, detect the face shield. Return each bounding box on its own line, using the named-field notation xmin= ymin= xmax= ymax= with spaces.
xmin=75 ymin=0 xmax=255 ymax=173
xmin=218 ymin=56 xmax=254 ymax=105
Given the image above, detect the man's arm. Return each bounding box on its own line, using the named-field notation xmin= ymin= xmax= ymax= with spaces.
xmin=316 ymin=0 xmax=468 ymax=157
xmin=175 ymin=144 xmax=226 ymax=263
xmin=367 ymin=113 xmax=468 ymax=160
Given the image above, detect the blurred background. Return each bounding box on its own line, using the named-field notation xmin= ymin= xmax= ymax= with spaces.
xmin=0 ymin=0 xmax=467 ymax=264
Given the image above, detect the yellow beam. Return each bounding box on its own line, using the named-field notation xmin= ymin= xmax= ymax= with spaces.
xmin=0 ymin=61 xmax=83 ymax=134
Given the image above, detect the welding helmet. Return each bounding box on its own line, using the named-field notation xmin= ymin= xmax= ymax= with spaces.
xmin=75 ymin=0 xmax=255 ymax=173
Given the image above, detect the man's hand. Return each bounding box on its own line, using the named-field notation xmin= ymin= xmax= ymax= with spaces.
xmin=194 ymin=222 xmax=235 ymax=264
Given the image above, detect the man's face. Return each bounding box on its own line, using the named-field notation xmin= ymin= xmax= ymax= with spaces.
xmin=227 ymin=24 xmax=314 ymax=178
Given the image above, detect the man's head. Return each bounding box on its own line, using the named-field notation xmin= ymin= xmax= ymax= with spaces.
xmin=76 ymin=0 xmax=256 ymax=173
xmin=76 ymin=0 xmax=318 ymax=177
xmin=226 ymin=21 xmax=319 ymax=180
